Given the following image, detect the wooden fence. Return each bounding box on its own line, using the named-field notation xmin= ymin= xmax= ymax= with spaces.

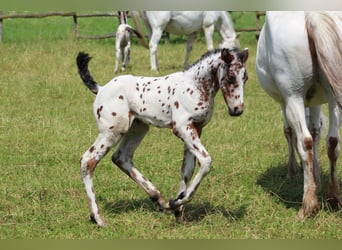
xmin=0 ymin=11 xmax=265 ymax=43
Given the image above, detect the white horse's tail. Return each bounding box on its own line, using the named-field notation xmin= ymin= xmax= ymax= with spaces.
xmin=131 ymin=11 xmax=149 ymax=49
xmin=306 ymin=11 xmax=342 ymax=110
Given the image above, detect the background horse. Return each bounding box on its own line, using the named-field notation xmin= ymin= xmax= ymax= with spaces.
xmin=76 ymin=47 xmax=248 ymax=226
xmin=132 ymin=11 xmax=240 ymax=71
xmin=114 ymin=11 xmax=143 ymax=74
xmin=256 ymin=11 xmax=342 ymax=218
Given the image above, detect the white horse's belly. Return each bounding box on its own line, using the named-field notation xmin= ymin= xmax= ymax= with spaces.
xmin=165 ymin=12 xmax=204 ymax=35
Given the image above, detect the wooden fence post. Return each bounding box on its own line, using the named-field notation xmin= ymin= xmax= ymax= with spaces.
xmin=0 ymin=11 xmax=3 ymax=43
xmin=73 ymin=13 xmax=78 ymax=38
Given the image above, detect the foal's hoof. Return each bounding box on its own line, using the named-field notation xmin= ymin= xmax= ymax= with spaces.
xmin=169 ymin=199 xmax=180 ymax=210
xmin=90 ymin=213 xmax=107 ymax=227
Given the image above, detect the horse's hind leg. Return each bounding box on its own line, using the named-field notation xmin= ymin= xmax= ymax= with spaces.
xmin=174 ymin=145 xmax=196 ymax=223
xmin=285 ymin=98 xmax=320 ymax=218
xmin=326 ymin=101 xmax=342 ymax=209
xmin=307 ymin=106 xmax=322 ymax=190
xmin=282 ymin=104 xmax=300 ymax=179
xmin=111 ymin=119 xmax=170 ymax=211
xmin=122 ymin=42 xmax=131 ymax=71
xmin=184 ymin=34 xmax=195 ymax=69
xmin=80 ymin=132 xmax=120 ymax=226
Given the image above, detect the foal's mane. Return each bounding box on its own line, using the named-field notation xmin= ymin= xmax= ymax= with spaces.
xmin=186 ymin=47 xmax=240 ymax=71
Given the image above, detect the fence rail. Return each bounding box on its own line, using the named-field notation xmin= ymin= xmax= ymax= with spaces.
xmin=0 ymin=11 xmax=265 ymax=43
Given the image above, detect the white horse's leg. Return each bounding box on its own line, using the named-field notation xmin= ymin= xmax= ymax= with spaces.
xmin=80 ymin=132 xmax=120 ymax=226
xmin=203 ymin=24 xmax=215 ymax=51
xmin=169 ymin=123 xmax=211 ymax=210
xmin=122 ymin=42 xmax=131 ymax=71
xmin=285 ymin=97 xmax=319 ymax=218
xmin=307 ymin=106 xmax=322 ymax=190
xmin=114 ymin=40 xmax=121 ymax=73
xmin=149 ymin=28 xmax=163 ymax=71
xmin=184 ymin=33 xmax=195 ymax=69
xmin=111 ymin=120 xmax=170 ymax=211
xmin=325 ymin=100 xmax=342 ymax=209
xmin=282 ymin=104 xmax=300 ymax=179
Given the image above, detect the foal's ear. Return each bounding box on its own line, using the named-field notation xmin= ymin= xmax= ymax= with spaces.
xmin=239 ymin=48 xmax=249 ymax=63
xmin=221 ymin=48 xmax=235 ymax=64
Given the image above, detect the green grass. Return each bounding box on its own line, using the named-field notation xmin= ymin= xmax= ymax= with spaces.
xmin=1 ymin=11 xmax=342 ymax=239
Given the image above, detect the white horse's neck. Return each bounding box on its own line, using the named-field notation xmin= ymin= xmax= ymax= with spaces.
xmin=218 ymin=12 xmax=240 ymax=49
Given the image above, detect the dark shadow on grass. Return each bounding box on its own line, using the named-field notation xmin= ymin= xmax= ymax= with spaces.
xmin=256 ymin=163 xmax=342 ymax=215
xmin=256 ymin=163 xmax=304 ymax=210
xmin=102 ymin=198 xmax=246 ymax=223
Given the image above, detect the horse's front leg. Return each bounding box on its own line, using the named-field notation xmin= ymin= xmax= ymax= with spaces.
xmin=170 ymin=123 xmax=211 ymax=211
xmin=202 ymin=24 xmax=214 ymax=51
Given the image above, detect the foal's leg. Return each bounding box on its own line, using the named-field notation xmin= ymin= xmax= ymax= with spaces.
xmin=325 ymin=101 xmax=342 ymax=209
xmin=111 ymin=120 xmax=170 ymax=211
xmin=169 ymin=123 xmax=211 ymax=210
xmin=174 ymin=127 xmax=202 ymax=223
xmin=80 ymin=132 xmax=121 ymax=226
xmin=285 ymin=98 xmax=319 ymax=218
xmin=174 ymin=144 xmax=196 ymax=223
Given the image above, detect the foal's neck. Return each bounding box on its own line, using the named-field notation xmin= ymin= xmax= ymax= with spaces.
xmin=186 ymin=53 xmax=221 ymax=98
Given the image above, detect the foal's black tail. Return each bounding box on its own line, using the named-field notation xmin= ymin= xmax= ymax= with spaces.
xmin=76 ymin=52 xmax=99 ymax=95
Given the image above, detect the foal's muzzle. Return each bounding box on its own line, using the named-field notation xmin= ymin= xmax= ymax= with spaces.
xmin=228 ymin=105 xmax=244 ymax=116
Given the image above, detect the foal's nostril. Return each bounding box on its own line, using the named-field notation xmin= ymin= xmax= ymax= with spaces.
xmin=229 ymin=106 xmax=243 ymax=116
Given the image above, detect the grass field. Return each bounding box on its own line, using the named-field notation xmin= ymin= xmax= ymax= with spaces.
xmin=1 ymin=11 xmax=342 ymax=239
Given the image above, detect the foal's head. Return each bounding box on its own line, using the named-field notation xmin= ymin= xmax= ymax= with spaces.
xmin=217 ymin=48 xmax=249 ymax=116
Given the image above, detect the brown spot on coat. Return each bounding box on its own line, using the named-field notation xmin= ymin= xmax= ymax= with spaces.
xmin=89 ymin=145 xmax=95 ymax=153
xmin=87 ymin=158 xmax=98 ymax=176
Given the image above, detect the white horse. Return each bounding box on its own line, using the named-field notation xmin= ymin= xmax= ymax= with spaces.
xmin=76 ymin=47 xmax=249 ymax=226
xmin=114 ymin=11 xmax=143 ymax=74
xmin=256 ymin=11 xmax=342 ymax=218
xmin=132 ymin=11 xmax=240 ymax=71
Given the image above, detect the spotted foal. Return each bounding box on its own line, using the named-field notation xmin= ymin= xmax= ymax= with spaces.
xmin=77 ymin=47 xmax=248 ymax=226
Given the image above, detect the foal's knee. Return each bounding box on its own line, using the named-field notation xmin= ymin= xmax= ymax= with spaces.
xmin=200 ymin=156 xmax=212 ymax=176
xmin=80 ymin=156 xmax=98 ymax=178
